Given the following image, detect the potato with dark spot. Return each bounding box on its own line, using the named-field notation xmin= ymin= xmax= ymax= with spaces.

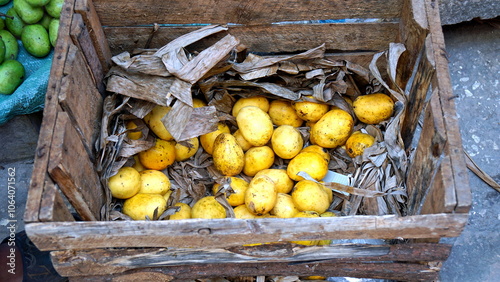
xmin=245 ymin=175 xmax=277 ymax=216
xmin=310 ymin=107 xmax=353 ymax=148
xmin=212 ymin=133 xmax=244 ymax=176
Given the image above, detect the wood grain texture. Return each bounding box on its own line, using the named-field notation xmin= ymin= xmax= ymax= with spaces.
xmin=47 ymin=112 xmax=104 ymax=221
xmin=23 ymin=0 xmax=77 ymax=223
xmin=39 ymin=179 xmax=75 ymax=222
xmin=25 ymin=213 xmax=468 ymax=251
xmin=51 ymin=243 xmax=451 ymax=277
xmin=103 ymin=23 xmax=399 ymax=55
xmin=59 ymin=44 xmax=103 ymax=158
xmin=92 ymin=0 xmax=403 ymax=26
xmin=424 ymin=0 xmax=471 ymax=213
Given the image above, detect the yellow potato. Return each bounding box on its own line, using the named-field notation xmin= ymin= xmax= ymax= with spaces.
xmin=126 ymin=120 xmax=142 ymax=140
xmin=300 ymin=145 xmax=330 ymax=163
xmin=268 ymin=99 xmax=303 ymax=127
xmin=322 ymin=185 xmax=333 ymax=204
xmin=138 ymin=139 xmax=176 ymax=170
xmin=200 ymin=122 xmax=230 ymax=155
xmin=108 ymin=167 xmax=141 ymax=199
xmin=345 ymin=131 xmax=375 ymax=158
xmin=174 ymin=137 xmax=199 ymax=161
xmin=191 ymin=196 xmax=226 ymax=219
xmin=132 ymin=155 xmax=146 ymax=172
xmin=139 ymin=170 xmax=171 ymax=195
xmin=271 ymin=193 xmax=300 ymax=218
xmin=254 ymin=168 xmax=294 ymax=194
xmin=310 ymin=107 xmax=354 ymax=148
xmin=233 ymin=204 xmax=257 ymax=219
xmin=271 ymin=125 xmax=304 ymax=159
xmin=163 ymin=189 xmax=173 ymax=202
xmin=245 ymin=175 xmax=277 ymax=216
xmin=122 ymin=193 xmax=167 ymax=220
xmin=287 ymin=151 xmax=328 ymax=181
xmin=212 ymin=133 xmax=245 ymax=176
xmin=144 ymin=105 xmax=174 ymax=141
xmin=293 ymin=97 xmax=330 ymax=122
xmin=169 ymin=202 xmax=192 ymax=220
xmin=232 ymin=95 xmax=270 ymax=116
xmin=353 ymin=93 xmax=394 ymax=124
xmin=193 ymin=98 xmax=207 ymax=108
xmin=291 ymin=180 xmax=331 ymax=214
xmin=243 ymin=146 xmax=275 ymax=177
xmin=236 ymin=106 xmax=274 ymax=146
xmin=212 ymin=177 xmax=249 ymax=207
xmin=233 ymin=129 xmax=253 ymax=151
xmin=291 ymin=211 xmax=320 ymax=245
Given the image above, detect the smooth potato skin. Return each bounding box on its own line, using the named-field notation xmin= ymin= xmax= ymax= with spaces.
xmin=353 ymin=93 xmax=394 ymax=124
xmin=271 ymin=125 xmax=304 ymax=159
xmin=144 ymin=105 xmax=174 ymax=141
xmin=268 ymin=99 xmax=303 ymax=127
xmin=243 ymin=146 xmax=275 ymax=176
xmin=345 ymin=132 xmax=375 ymax=157
xmin=287 ymin=151 xmax=328 ymax=181
xmin=245 ymin=175 xmax=277 ymax=215
xmin=212 ymin=133 xmax=245 ymax=176
xmin=169 ymin=203 xmax=192 ymax=220
xmin=233 ymin=129 xmax=253 ymax=151
xmin=310 ymin=108 xmax=354 ymax=148
xmin=271 ymin=193 xmax=300 ymax=218
xmin=191 ymin=196 xmax=226 ymax=219
xmin=108 ymin=167 xmax=141 ymax=199
xmin=293 ymin=99 xmax=329 ymax=122
xmin=174 ymin=137 xmax=199 ymax=161
xmin=291 ymin=180 xmax=330 ymax=214
xmin=232 ymin=95 xmax=270 ymax=116
xmin=200 ymin=122 xmax=230 ymax=155
xmin=122 ymin=193 xmax=167 ymax=220
xmin=138 ymin=139 xmax=176 ymax=170
xmin=237 ymin=106 xmax=274 ymax=146
xmin=255 ymin=169 xmax=294 ymax=194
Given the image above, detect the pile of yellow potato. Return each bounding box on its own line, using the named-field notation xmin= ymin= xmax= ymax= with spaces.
xmin=107 ymin=92 xmax=394 ymax=244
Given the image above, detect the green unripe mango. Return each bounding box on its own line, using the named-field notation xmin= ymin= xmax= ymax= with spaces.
xmin=0 ymin=30 xmax=19 ymax=60
xmin=45 ymin=0 xmax=63 ymax=19
xmin=13 ymin=0 xmax=44 ymax=24
xmin=37 ymin=12 xmax=52 ymax=30
xmin=22 ymin=24 xmax=51 ymax=57
xmin=48 ymin=18 xmax=58 ymax=47
xmin=0 ymin=60 xmax=25 ymax=95
xmin=0 ymin=40 xmax=5 ymax=64
xmin=25 ymin=0 xmax=50 ymax=7
xmin=5 ymin=8 xmax=25 ymax=38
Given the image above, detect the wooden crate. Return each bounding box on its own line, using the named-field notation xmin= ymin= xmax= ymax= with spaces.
xmin=24 ymin=0 xmax=471 ymax=280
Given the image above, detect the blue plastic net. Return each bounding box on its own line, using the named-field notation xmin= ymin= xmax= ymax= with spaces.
xmin=0 ymin=1 xmax=53 ymax=125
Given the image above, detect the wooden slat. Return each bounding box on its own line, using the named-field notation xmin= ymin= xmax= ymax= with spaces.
xmin=103 ymin=22 xmax=399 ymax=55
xmin=424 ymin=0 xmax=471 ymax=213
xmin=47 ymin=112 xmax=104 ymax=221
xmin=92 ymin=0 xmax=403 ymax=26
xmin=25 ymin=213 xmax=468 ymax=251
xmin=23 ymin=0 xmax=77 ymax=223
xmin=39 ymin=178 xmax=75 ymax=222
xmin=70 ymin=13 xmax=105 ymax=93
xmin=58 ymin=43 xmax=103 ymax=158
xmin=67 ymin=261 xmax=441 ymax=281
xmin=75 ymin=0 xmax=112 ymax=73
xmin=401 ymin=34 xmax=435 ymax=148
xmin=51 ymin=243 xmax=451 ymax=277
xmin=406 ymin=92 xmax=447 ymax=215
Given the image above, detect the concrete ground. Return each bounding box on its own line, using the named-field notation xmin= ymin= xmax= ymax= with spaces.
xmin=0 ymin=10 xmax=499 ymax=282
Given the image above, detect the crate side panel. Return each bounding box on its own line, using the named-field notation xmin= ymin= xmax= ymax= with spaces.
xmin=25 ymin=214 xmax=468 ymax=251
xmin=92 ymin=0 xmax=403 ymax=26
xmin=39 ymin=178 xmax=75 ymax=222
xmin=47 ymin=112 xmax=104 ymax=221
xmin=24 ymin=0 xmax=77 ymax=223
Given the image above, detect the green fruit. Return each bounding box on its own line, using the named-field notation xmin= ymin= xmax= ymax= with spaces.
xmin=0 ymin=60 xmax=25 ymax=95
xmin=22 ymin=24 xmax=51 ymax=57
xmin=5 ymin=8 xmax=25 ymax=38
xmin=24 ymin=0 xmax=50 ymax=7
xmin=37 ymin=12 xmax=52 ymax=30
xmin=0 ymin=40 xmax=5 ymax=64
xmin=13 ymin=0 xmax=44 ymax=24
xmin=0 ymin=30 xmax=19 ymax=60
xmin=45 ymin=0 xmax=63 ymax=19
xmin=48 ymin=18 xmax=58 ymax=47
xmin=0 ymin=0 xmax=12 ymax=5
xmin=0 ymin=18 xmax=5 ymax=30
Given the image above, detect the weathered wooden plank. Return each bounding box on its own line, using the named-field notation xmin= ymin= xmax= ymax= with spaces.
xmin=401 ymin=35 xmax=435 ymax=148
xmin=66 ymin=261 xmax=441 ymax=281
xmin=103 ymin=22 xmax=399 ymax=55
xmin=47 ymin=112 xmax=104 ymax=221
xmin=58 ymin=44 xmax=103 ymax=158
xmin=396 ymin=0 xmax=429 ymax=89
xmin=92 ymin=0 xmax=403 ymax=26
xmin=424 ymin=0 xmax=471 ymax=213
xmin=406 ymin=92 xmax=447 ymax=215
xmin=51 ymin=243 xmax=452 ymax=277
xmin=70 ymin=12 xmax=105 ymax=94
xmin=75 ymin=0 xmax=112 ymax=73
xmin=25 ymin=213 xmax=468 ymax=251
xmin=23 ymin=0 xmax=77 ymax=223
xmin=39 ymin=178 xmax=75 ymax=222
